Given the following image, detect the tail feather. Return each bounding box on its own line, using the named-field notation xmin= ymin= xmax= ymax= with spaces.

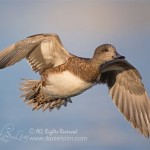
xmin=20 ymin=79 xmax=72 ymax=111
xmin=20 ymin=79 xmax=41 ymax=100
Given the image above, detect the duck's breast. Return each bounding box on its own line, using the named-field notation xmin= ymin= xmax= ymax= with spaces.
xmin=43 ymin=71 xmax=93 ymax=98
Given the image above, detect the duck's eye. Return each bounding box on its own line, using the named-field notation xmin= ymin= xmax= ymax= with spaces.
xmin=102 ymin=49 xmax=108 ymax=52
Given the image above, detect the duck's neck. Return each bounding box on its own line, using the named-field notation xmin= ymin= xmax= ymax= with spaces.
xmin=67 ymin=56 xmax=101 ymax=83
xmin=90 ymin=57 xmax=104 ymax=67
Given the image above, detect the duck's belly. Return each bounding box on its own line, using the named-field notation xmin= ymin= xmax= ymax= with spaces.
xmin=43 ymin=71 xmax=93 ymax=98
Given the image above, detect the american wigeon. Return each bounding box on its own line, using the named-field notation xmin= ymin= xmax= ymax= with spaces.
xmin=0 ymin=33 xmax=150 ymax=137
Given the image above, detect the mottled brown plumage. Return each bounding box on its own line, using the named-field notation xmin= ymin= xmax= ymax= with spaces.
xmin=42 ymin=56 xmax=100 ymax=83
xmin=0 ymin=33 xmax=150 ymax=138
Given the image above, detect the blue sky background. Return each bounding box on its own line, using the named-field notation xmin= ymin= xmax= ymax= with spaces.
xmin=0 ymin=0 xmax=150 ymax=149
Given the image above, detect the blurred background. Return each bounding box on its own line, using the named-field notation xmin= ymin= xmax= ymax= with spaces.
xmin=0 ymin=0 xmax=150 ymax=149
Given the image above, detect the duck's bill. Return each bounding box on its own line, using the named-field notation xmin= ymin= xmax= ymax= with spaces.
xmin=117 ymin=55 xmax=125 ymax=59
xmin=113 ymin=53 xmax=125 ymax=59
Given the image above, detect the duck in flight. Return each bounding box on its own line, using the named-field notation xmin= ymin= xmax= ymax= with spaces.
xmin=0 ymin=33 xmax=150 ymax=138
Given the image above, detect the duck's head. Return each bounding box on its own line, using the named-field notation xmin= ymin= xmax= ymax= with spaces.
xmin=93 ymin=44 xmax=125 ymax=64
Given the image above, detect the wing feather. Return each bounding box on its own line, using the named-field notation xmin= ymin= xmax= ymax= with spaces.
xmin=100 ymin=59 xmax=150 ymax=137
xmin=0 ymin=34 xmax=70 ymax=73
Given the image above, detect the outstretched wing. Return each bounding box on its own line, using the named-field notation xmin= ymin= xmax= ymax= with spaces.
xmin=0 ymin=34 xmax=71 ymax=73
xmin=100 ymin=59 xmax=150 ymax=138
